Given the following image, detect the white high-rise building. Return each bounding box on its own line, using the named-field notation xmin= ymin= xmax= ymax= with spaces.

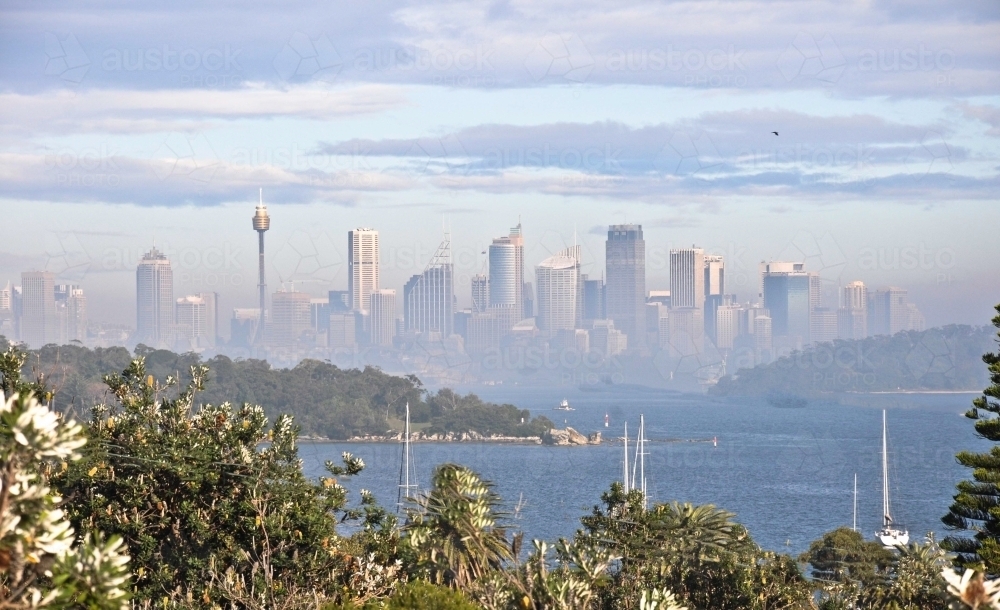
xmin=488 ymin=223 xmax=524 ymax=313
xmin=403 ymin=237 xmax=454 ymax=338
xmin=55 ymin=284 xmax=87 ymax=344
xmin=21 ymin=271 xmax=57 ymax=347
xmin=704 ymin=255 xmax=725 ymax=297
xmin=348 ymin=228 xmax=379 ymax=313
xmin=471 ymin=274 xmax=489 ymax=313
xmin=175 ymin=295 xmax=208 ymax=350
xmin=670 ymin=248 xmax=705 ymax=310
xmin=535 ymin=246 xmax=581 ymax=333
xmin=838 ymin=281 xmax=868 ymax=340
xmin=715 ymin=304 xmax=744 ymax=351
xmin=271 ymin=291 xmax=311 ymax=348
xmin=370 ymin=289 xmax=396 ymax=346
xmin=136 ymin=247 xmax=174 ymax=347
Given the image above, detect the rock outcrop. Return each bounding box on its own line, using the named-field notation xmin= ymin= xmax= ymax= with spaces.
xmin=542 ymin=427 xmax=597 ymax=446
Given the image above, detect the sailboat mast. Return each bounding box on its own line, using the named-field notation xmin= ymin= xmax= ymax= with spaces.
xmin=640 ymin=414 xmax=647 ymax=508
xmin=623 ymin=422 xmax=630 ymax=493
xmin=882 ymin=410 xmax=890 ymax=527
xmin=853 ymin=473 xmax=857 ymax=532
xmin=405 ymin=402 xmax=411 ymax=494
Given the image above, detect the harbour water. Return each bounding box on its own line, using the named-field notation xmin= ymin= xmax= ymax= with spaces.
xmin=298 ymin=386 xmax=989 ymax=556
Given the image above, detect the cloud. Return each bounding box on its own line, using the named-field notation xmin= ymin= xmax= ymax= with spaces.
xmin=954 ymin=102 xmax=1000 ymax=136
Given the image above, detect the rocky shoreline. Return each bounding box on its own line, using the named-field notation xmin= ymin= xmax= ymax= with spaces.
xmin=298 ymin=427 xmax=602 ymax=446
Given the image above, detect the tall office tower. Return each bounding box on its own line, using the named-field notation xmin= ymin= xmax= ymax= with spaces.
xmin=488 ymin=222 xmax=524 ymax=317
xmin=704 ymin=293 xmax=734 ymax=345
xmin=591 ymin=319 xmax=627 ymax=356
xmin=838 ymin=281 xmax=868 ymax=340
xmin=582 ymin=276 xmax=606 ymax=322
xmin=20 ymin=271 xmax=57 ymax=347
xmin=535 ymin=246 xmax=581 ymax=333
xmin=754 ymin=315 xmax=773 ymax=362
xmin=310 ymin=298 xmax=330 ymax=334
xmin=230 ymin=309 xmax=260 ymax=348
xmin=669 ymin=248 xmax=705 ymax=310
xmin=704 ymin=255 xmax=725 ymax=297
xmin=810 ymin=307 xmax=838 ymax=344
xmin=252 ymin=192 xmax=270 ymax=345
xmin=328 ymin=290 xmax=350 ymax=312
xmin=715 ymin=303 xmax=744 ymax=351
xmin=136 ymin=247 xmax=174 ymax=347
xmin=761 ymin=262 xmax=816 ymax=343
xmin=0 ymin=282 xmax=13 ymax=339
xmin=522 ymin=282 xmax=534 ymax=319
xmin=471 ymin=274 xmax=489 ymax=313
xmin=867 ymin=287 xmax=909 ymax=336
xmin=55 ymin=284 xmax=87 ymax=344
xmin=605 ymin=224 xmax=645 ymax=348
xmin=907 ymin=303 xmax=925 ymax=331
xmin=369 ymin=289 xmax=396 ymax=346
xmin=758 ymin=260 xmax=800 ymax=299
xmin=646 ymin=301 xmax=668 ymax=348
xmin=348 ymin=228 xmax=380 ymax=312
xmin=328 ymin=312 xmax=357 ymax=349
xmin=667 ymin=307 xmax=704 ymax=356
xmin=175 ymin=295 xmax=208 ymax=350
xmin=646 ymin=290 xmax=671 ymax=307
xmin=403 ymin=237 xmax=454 ymax=338
xmin=270 ymin=291 xmax=311 ymax=348
xmin=196 ymin=291 xmax=218 ymax=347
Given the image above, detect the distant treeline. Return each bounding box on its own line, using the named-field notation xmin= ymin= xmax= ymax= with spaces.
xmin=0 ymin=337 xmax=553 ymax=439
xmin=710 ymin=324 xmax=993 ymax=397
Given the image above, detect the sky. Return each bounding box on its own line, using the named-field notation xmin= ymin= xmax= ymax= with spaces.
xmin=1 ymin=0 xmax=998 ymax=333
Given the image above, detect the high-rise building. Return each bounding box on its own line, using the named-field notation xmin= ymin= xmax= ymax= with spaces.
xmin=348 ymin=228 xmax=379 ymax=312
xmin=175 ymin=295 xmax=208 ymax=350
xmin=369 ymin=289 xmax=396 ymax=346
xmin=0 ymin=282 xmax=13 ymax=340
xmin=704 ymin=254 xmax=725 ymax=297
xmin=522 ymin=281 xmax=534 ymax=319
xmin=471 ymin=274 xmax=489 ymax=313
xmin=54 ymin=284 xmax=86 ymax=344
xmin=591 ymin=319 xmax=627 ymax=356
xmin=838 ymin=281 xmax=868 ymax=340
xmin=867 ymin=287 xmax=908 ymax=336
xmin=21 ymin=271 xmax=57 ymax=347
xmin=754 ymin=315 xmax=773 ymax=362
xmin=907 ymin=303 xmax=925 ymax=331
xmin=328 ymin=312 xmax=357 ymax=349
xmin=535 ymin=246 xmax=581 ymax=333
xmin=198 ymin=291 xmax=218 ymax=347
xmin=136 ymin=247 xmax=173 ymax=347
xmin=761 ymin=262 xmax=815 ymax=343
xmin=270 ymin=291 xmax=311 ymax=348
xmin=403 ymin=237 xmax=454 ymax=338
xmin=605 ymin=224 xmax=645 ymax=349
xmin=582 ymin=276 xmax=606 ymax=322
xmin=704 ymin=293 xmax=734 ymax=345
xmin=488 ymin=223 xmax=524 ymax=313
xmin=328 ymin=290 xmax=351 ymax=312
xmin=715 ymin=303 xmax=744 ymax=351
xmin=667 ymin=307 xmax=704 ymax=356
xmin=670 ymin=248 xmax=705 ymax=310
xmin=810 ymin=307 xmax=838 ymax=344
xmin=230 ymin=309 xmax=260 ymax=348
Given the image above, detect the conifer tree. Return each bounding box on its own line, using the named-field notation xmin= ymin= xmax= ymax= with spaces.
xmin=943 ymin=304 xmax=1000 ymax=572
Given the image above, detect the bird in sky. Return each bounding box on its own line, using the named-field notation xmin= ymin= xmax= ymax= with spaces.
xmin=772 ymin=131 xmax=779 ymax=136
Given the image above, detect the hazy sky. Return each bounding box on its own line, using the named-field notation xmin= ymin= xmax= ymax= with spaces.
xmin=1 ymin=0 xmax=998 ymax=332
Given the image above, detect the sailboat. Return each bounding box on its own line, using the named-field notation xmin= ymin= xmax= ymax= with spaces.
xmin=396 ymin=402 xmax=418 ymax=513
xmin=877 ymin=410 xmax=908 ymax=547
xmin=621 ymin=416 xmax=648 ymax=508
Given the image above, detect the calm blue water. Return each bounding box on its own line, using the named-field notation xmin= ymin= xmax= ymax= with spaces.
xmin=298 ymin=387 xmax=989 ymax=556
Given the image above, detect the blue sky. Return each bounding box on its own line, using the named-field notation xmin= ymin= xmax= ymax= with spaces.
xmin=1 ymin=0 xmax=998 ymax=330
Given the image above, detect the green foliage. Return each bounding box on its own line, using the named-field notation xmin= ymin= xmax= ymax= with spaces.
xmin=403 ymin=464 xmax=513 ymax=589
xmin=943 ymin=305 xmax=1000 ymax=574
xmin=4 ymin=342 xmax=551 ymax=439
xmin=0 ymin=347 xmax=131 ymax=609
xmin=50 ymin=356 xmax=370 ymax=606
xmin=800 ymin=527 xmax=895 ymax=586
xmin=711 ymin=324 xmax=994 ymax=397
xmin=577 ymin=482 xmax=812 ymax=609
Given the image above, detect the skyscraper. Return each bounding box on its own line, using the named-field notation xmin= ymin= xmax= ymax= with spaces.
xmin=761 ymin=262 xmax=815 ymax=344
xmin=403 ymin=236 xmax=454 ymax=337
xmin=270 ymin=290 xmax=311 ymax=348
xmin=535 ymin=245 xmax=581 ymax=333
xmin=471 ymin=274 xmax=489 ymax=313
xmin=20 ymin=271 xmax=57 ymax=347
xmin=605 ymin=224 xmax=645 ymax=348
xmin=55 ymin=284 xmax=86 ymax=344
xmin=669 ymin=248 xmax=706 ymax=309
xmin=175 ymin=295 xmax=208 ymax=350
xmin=136 ymin=247 xmax=173 ymax=347
xmin=488 ymin=222 xmax=524 ymax=316
xmin=867 ymin=287 xmax=909 ymax=336
xmin=582 ymin=275 xmax=606 ymax=322
xmin=369 ymin=289 xmax=396 ymax=346
xmin=838 ymin=281 xmax=868 ymax=340
xmin=348 ymin=228 xmax=379 ymax=312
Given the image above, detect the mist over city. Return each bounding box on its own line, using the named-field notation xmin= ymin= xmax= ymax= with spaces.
xmin=1 ymin=2 xmax=999 ymax=609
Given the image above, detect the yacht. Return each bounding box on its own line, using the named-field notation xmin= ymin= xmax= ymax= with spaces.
xmin=877 ymin=410 xmax=909 ymax=547
xmin=554 ymin=399 xmax=575 ymax=411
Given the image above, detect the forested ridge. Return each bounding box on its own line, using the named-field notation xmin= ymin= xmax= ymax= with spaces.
xmin=711 ymin=324 xmax=993 ymax=398
xmin=0 ymin=337 xmax=552 ymax=439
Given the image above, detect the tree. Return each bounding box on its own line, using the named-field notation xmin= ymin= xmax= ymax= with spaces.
xmin=801 ymin=527 xmax=894 ymax=586
xmin=51 ymin=356 xmax=378 ymax=606
xmin=403 ymin=464 xmax=512 ymax=589
xmin=943 ymin=304 xmax=1000 ymax=573
xmin=0 ymin=347 xmax=130 ymax=608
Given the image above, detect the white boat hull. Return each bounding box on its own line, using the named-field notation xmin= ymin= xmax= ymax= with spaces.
xmin=878 ymin=528 xmax=909 ymax=548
